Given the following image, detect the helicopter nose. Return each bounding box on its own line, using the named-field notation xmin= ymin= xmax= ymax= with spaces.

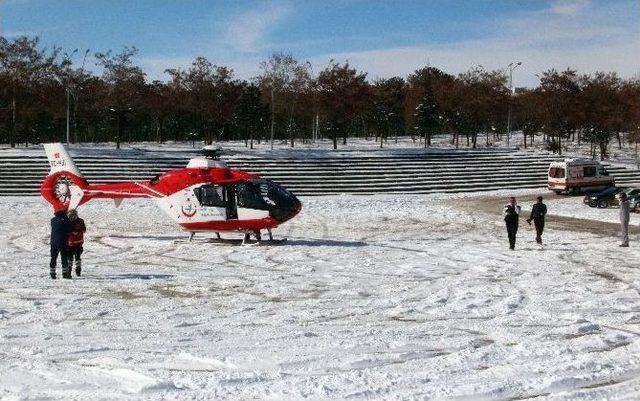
xmin=289 ymin=197 xmax=302 ymax=218
xmin=272 ymin=196 xmax=302 ymax=222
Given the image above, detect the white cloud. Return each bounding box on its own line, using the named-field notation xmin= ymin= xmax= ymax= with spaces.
xmin=307 ymin=1 xmax=640 ymax=87
xmin=138 ymin=56 xmax=194 ymax=81
xmin=224 ymin=2 xmax=292 ymax=53
xmin=2 ymin=31 xmax=34 ymax=38
xmin=138 ymin=1 xmax=639 ymax=86
xmin=549 ymin=0 xmax=591 ymax=15
xmin=309 ymin=37 xmax=639 ymax=87
xmin=139 ymin=55 xmax=264 ymax=82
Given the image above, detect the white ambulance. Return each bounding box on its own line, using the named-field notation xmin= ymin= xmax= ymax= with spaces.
xmin=547 ymin=158 xmax=615 ymax=194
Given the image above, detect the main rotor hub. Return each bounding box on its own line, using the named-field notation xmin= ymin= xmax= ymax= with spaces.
xmin=201 ymin=145 xmax=223 ymax=160
xmin=188 ymin=145 xmax=227 ymax=169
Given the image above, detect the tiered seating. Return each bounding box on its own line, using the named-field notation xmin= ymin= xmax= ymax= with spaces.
xmin=2 ymin=148 xmax=640 ymax=196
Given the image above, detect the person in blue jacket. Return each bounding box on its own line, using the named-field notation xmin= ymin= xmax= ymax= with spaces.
xmin=50 ymin=209 xmax=71 ymax=279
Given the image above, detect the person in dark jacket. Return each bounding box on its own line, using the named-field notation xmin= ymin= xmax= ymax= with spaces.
xmin=67 ymin=209 xmax=86 ymax=276
xmin=503 ymin=197 xmax=521 ymax=250
xmin=50 ymin=209 xmax=71 ymax=279
xmin=527 ymin=196 xmax=548 ymax=244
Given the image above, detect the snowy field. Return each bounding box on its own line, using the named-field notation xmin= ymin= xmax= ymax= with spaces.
xmin=2 ymin=192 xmax=640 ymax=400
xmin=544 ymin=197 xmax=640 ymax=225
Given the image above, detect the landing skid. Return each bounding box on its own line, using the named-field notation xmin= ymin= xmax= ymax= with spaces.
xmin=177 ymin=230 xmax=287 ymax=246
xmin=242 ymin=229 xmax=286 ymax=245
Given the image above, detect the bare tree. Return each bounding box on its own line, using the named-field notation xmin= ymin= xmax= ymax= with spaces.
xmin=0 ymin=36 xmax=63 ymax=146
xmin=95 ymin=47 xmax=146 ymax=148
xmin=257 ymin=53 xmax=312 ymax=148
xmin=316 ymin=61 xmax=370 ymax=149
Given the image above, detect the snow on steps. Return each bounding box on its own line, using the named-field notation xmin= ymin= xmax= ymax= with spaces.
xmin=2 ymin=148 xmax=640 ymax=196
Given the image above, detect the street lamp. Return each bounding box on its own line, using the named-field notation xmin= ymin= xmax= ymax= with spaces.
xmin=64 ymin=49 xmax=79 ymax=145
xmin=269 ymin=86 xmax=275 ymax=150
xmin=506 ymin=61 xmax=522 ymax=147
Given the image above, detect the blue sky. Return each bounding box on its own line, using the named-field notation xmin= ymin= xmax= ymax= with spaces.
xmin=2 ymin=0 xmax=638 ymax=86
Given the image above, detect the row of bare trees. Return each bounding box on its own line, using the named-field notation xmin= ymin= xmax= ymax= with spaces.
xmin=1 ymin=35 xmax=639 ymax=157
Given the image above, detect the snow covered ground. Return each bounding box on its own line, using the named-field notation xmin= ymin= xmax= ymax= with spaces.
xmin=543 ymin=196 xmax=639 ymax=225
xmin=2 ymin=192 xmax=640 ymax=400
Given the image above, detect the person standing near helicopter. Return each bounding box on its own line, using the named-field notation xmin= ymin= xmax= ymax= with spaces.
xmin=49 ymin=209 xmax=71 ymax=279
xmin=67 ymin=209 xmax=86 ymax=276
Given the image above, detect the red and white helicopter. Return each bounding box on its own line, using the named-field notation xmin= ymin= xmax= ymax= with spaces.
xmin=40 ymin=143 xmax=301 ymax=243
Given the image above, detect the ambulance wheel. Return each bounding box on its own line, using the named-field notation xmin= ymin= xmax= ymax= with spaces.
xmin=597 ymin=199 xmax=609 ymax=208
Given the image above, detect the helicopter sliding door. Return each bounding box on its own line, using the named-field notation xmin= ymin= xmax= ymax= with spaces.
xmin=193 ymin=184 xmax=226 ymax=219
xmin=194 ymin=184 xmax=238 ymax=220
xmin=225 ymin=185 xmax=238 ymax=219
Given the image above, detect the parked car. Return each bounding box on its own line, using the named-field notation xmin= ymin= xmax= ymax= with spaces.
xmin=632 ymin=193 xmax=640 ymax=212
xmin=583 ymin=186 xmax=627 ymax=208
xmin=617 ymin=187 xmax=640 ymax=211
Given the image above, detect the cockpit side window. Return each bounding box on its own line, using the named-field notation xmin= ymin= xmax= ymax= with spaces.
xmin=583 ymin=166 xmax=596 ymax=177
xmin=194 ymin=184 xmax=225 ymax=207
xmin=598 ymin=166 xmax=609 ymax=176
xmin=237 ymin=181 xmax=269 ymax=209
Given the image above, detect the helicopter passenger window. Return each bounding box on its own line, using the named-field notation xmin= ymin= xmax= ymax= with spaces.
xmin=194 ymin=185 xmax=225 ymax=207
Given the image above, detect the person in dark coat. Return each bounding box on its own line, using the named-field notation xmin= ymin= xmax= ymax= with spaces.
xmin=50 ymin=209 xmax=71 ymax=279
xmin=67 ymin=209 xmax=86 ymax=276
xmin=527 ymin=196 xmax=548 ymax=244
xmin=503 ymin=197 xmax=521 ymax=250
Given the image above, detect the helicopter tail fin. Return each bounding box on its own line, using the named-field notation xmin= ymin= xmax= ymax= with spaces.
xmin=41 ymin=143 xmax=89 ymax=211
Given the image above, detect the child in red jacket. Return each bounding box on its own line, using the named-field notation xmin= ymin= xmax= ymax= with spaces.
xmin=67 ymin=209 xmax=86 ymax=276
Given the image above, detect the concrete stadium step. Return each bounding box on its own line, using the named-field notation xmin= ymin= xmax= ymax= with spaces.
xmin=0 ymin=153 xmax=560 ymax=164
xmin=2 ymin=149 xmax=640 ymax=196
xmin=0 ymin=158 xmax=562 ymax=170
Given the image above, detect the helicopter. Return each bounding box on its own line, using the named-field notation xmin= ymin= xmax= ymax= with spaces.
xmin=40 ymin=143 xmax=301 ymax=244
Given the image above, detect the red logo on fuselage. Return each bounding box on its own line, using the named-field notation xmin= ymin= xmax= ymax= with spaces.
xmin=181 ymin=203 xmax=197 ymax=217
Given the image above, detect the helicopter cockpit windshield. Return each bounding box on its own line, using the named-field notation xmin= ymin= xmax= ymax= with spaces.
xmin=237 ymin=179 xmax=300 ymax=221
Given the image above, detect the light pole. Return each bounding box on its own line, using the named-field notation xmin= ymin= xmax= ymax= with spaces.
xmin=269 ymin=86 xmax=275 ymax=150
xmin=66 ymin=87 xmax=70 ymax=145
xmin=506 ymin=61 xmax=522 ymax=147
xmin=64 ymin=49 xmax=78 ymax=145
